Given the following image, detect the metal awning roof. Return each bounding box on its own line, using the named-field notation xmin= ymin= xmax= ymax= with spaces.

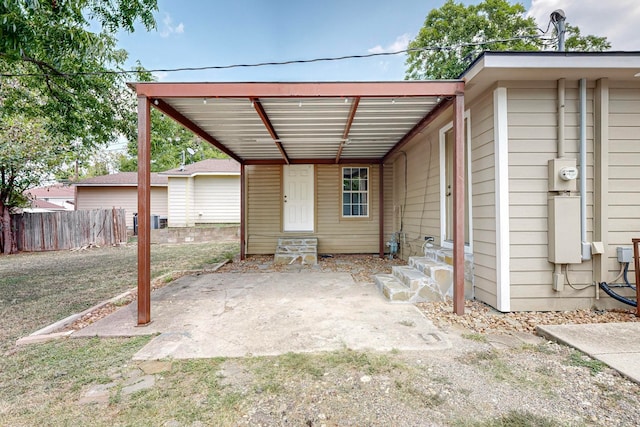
xmin=131 ymin=81 xmax=464 ymax=165
xmin=133 ymin=81 xmax=469 ymax=324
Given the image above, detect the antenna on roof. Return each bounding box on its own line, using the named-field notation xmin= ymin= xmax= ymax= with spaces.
xmin=550 ymin=9 xmax=566 ymax=52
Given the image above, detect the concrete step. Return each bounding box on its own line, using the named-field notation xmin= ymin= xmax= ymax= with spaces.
xmin=276 ymin=245 xmax=317 ymax=254
xmin=392 ymin=266 xmax=447 ymax=302
xmin=277 ymin=237 xmax=318 ymax=247
xmin=392 ymin=266 xmax=430 ymax=292
xmin=374 ymin=267 xmax=446 ymax=304
xmin=274 ymin=236 xmax=318 ymax=265
xmin=374 ymin=274 xmax=412 ymax=302
xmin=408 ymin=257 xmax=453 ymax=292
xmin=423 ymin=246 xmax=475 ymax=299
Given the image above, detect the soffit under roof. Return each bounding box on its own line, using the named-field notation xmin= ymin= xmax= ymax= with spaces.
xmin=462 ymin=51 xmax=640 ymax=99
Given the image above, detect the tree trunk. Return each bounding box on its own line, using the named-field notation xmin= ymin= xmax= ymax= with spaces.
xmin=1 ymin=202 xmax=12 ymax=255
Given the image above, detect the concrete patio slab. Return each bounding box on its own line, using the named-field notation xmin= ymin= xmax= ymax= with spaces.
xmin=74 ymin=272 xmax=450 ymax=359
xmin=538 ymin=322 xmax=640 ymax=384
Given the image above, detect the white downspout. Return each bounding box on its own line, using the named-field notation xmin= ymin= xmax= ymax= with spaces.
xmin=580 ymin=78 xmax=589 ymax=260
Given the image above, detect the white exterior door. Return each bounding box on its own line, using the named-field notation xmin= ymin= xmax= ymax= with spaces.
xmin=439 ymin=111 xmax=472 ymax=250
xmin=283 ymin=165 xmax=314 ymax=232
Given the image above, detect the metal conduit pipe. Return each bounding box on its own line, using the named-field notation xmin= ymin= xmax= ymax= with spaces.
xmin=557 ymin=78 xmax=566 ymax=157
xmin=580 ymin=78 xmax=589 ymax=260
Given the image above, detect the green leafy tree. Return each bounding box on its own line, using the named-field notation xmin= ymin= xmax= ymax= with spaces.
xmin=117 ymin=66 xmax=227 ymax=172
xmin=118 ymin=110 xmax=227 ymax=173
xmin=564 ymin=24 xmax=612 ymax=52
xmin=405 ymin=0 xmax=610 ymax=80
xmin=0 ymin=113 xmax=68 ymax=253
xmin=0 ymin=0 xmax=158 ymax=254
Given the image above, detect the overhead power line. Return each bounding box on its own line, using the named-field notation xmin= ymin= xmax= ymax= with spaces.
xmin=0 ymin=34 xmax=553 ymax=78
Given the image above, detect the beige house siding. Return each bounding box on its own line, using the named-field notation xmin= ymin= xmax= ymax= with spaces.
xmin=469 ymin=91 xmax=497 ymax=307
xmin=505 ymin=81 xmax=596 ymax=311
xmin=607 ymin=83 xmax=640 ymax=285
xmin=383 ymin=162 xmax=394 ymax=255
xmin=76 ymin=187 xmax=167 ymax=228
xmin=246 ymin=165 xmax=281 ymax=254
xmin=391 ymin=121 xmax=447 ymax=259
xmin=168 ymin=175 xmax=240 ymax=226
xmin=167 ymin=177 xmax=191 ymax=227
xmin=194 ymin=176 xmax=240 ymax=223
xmin=246 ymin=164 xmax=381 ymax=255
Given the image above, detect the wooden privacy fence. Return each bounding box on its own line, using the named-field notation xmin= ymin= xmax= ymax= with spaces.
xmin=11 ymin=208 xmax=127 ymax=252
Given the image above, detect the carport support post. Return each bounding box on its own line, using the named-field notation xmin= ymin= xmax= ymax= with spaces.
xmin=137 ymin=96 xmax=151 ymax=325
xmin=240 ymin=163 xmax=246 ymax=260
xmin=379 ymin=163 xmax=384 ymax=258
xmin=453 ymin=93 xmax=465 ymax=315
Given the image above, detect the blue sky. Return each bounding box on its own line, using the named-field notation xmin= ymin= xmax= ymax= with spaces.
xmin=115 ymin=0 xmax=639 ymax=82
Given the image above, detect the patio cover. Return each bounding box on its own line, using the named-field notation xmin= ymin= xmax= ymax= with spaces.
xmin=132 ymin=81 xmax=466 ymax=323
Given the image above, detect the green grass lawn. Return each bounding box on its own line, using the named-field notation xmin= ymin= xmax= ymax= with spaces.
xmin=0 ymin=242 xmax=630 ymax=426
xmin=0 ymin=241 xmax=238 ymax=351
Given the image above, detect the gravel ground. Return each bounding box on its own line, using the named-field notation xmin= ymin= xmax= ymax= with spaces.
xmin=213 ymin=255 xmax=640 ymax=426
xmin=63 ymin=254 xmax=640 ymax=426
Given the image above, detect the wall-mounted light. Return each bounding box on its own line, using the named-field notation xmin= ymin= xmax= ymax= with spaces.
xmin=203 ymin=98 xmax=207 ymax=104
xmin=298 ymin=100 xmax=303 ymax=107
xmin=153 ymin=99 xmax=159 ymax=106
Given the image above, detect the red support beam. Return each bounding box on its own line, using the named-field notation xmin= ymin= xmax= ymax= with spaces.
xmin=383 ymin=98 xmax=452 ymax=163
xmin=137 ymin=96 xmax=151 ymax=325
xmin=633 ymin=238 xmax=640 ymax=317
xmin=251 ymin=97 xmax=290 ymax=164
xmin=336 ymin=97 xmax=360 ymax=163
xmin=240 ymin=163 xmax=246 ymax=261
xmin=243 ymin=157 xmax=381 ymax=166
xmin=133 ymin=81 xmax=465 ymax=99
xmin=453 ymin=93 xmax=465 ymax=315
xmin=379 ymin=163 xmax=385 ymax=258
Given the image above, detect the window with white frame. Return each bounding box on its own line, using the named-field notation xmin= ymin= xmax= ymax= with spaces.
xmin=342 ymin=167 xmax=369 ymax=217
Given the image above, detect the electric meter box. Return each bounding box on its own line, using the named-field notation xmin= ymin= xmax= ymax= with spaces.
xmin=548 ymin=158 xmax=577 ymax=192
xmin=548 ymin=195 xmax=581 ymax=264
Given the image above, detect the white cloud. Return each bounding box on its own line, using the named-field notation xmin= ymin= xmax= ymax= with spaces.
xmin=527 ymin=0 xmax=640 ymax=50
xmin=368 ymin=33 xmax=412 ymax=54
xmin=152 ymin=71 xmax=169 ymax=81
xmin=159 ymin=13 xmax=185 ymax=38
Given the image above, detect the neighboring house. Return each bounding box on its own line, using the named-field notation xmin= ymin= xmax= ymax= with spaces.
xmin=161 ymin=158 xmax=240 ymax=227
xmin=23 ymin=199 xmax=70 ymax=213
xmin=74 ymin=172 xmax=168 ymax=228
xmin=26 ymin=184 xmax=75 ymax=210
xmin=131 ymin=51 xmax=640 ymax=314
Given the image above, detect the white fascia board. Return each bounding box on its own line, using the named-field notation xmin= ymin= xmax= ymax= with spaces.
xmin=165 ymin=172 xmax=240 ymax=178
xmin=483 ymin=54 xmax=640 ymax=70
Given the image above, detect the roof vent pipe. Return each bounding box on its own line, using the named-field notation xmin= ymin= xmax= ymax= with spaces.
xmin=550 ymin=9 xmax=567 ymax=52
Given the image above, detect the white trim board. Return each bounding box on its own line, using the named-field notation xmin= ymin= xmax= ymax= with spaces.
xmin=494 ymin=87 xmax=511 ymax=312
